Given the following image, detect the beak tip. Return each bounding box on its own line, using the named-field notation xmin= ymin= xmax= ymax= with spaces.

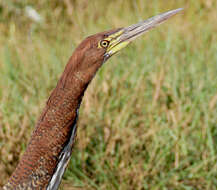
xmin=170 ymin=8 xmax=184 ymax=15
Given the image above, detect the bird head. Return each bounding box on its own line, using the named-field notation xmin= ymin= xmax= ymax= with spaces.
xmin=67 ymin=8 xmax=183 ymax=85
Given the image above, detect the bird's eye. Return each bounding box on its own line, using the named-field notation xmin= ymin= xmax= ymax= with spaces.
xmin=100 ymin=40 xmax=110 ymax=48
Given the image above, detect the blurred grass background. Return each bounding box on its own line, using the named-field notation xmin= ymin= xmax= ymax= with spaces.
xmin=0 ymin=0 xmax=217 ymax=189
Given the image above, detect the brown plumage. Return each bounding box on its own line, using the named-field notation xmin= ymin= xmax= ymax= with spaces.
xmin=3 ymin=9 xmax=182 ymax=190
xmin=3 ymin=29 xmax=119 ymax=190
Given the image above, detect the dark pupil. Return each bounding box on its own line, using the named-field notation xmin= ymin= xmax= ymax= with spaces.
xmin=102 ymin=40 xmax=108 ymax=47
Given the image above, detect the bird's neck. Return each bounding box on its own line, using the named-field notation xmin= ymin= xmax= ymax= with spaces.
xmin=3 ymin=55 xmax=90 ymax=190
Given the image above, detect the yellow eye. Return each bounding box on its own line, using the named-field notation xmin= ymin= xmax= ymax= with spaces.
xmin=100 ymin=40 xmax=110 ymax=48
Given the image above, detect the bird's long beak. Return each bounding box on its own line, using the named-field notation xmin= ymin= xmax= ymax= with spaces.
xmin=104 ymin=8 xmax=183 ymax=59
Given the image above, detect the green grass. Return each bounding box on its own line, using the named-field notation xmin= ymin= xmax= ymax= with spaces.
xmin=0 ymin=0 xmax=217 ymax=189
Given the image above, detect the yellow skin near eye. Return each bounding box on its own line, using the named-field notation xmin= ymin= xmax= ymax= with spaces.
xmin=98 ymin=30 xmax=123 ymax=49
xmin=98 ymin=29 xmax=130 ymax=56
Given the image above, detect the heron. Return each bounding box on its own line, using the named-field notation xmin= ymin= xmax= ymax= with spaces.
xmin=3 ymin=8 xmax=183 ymax=190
